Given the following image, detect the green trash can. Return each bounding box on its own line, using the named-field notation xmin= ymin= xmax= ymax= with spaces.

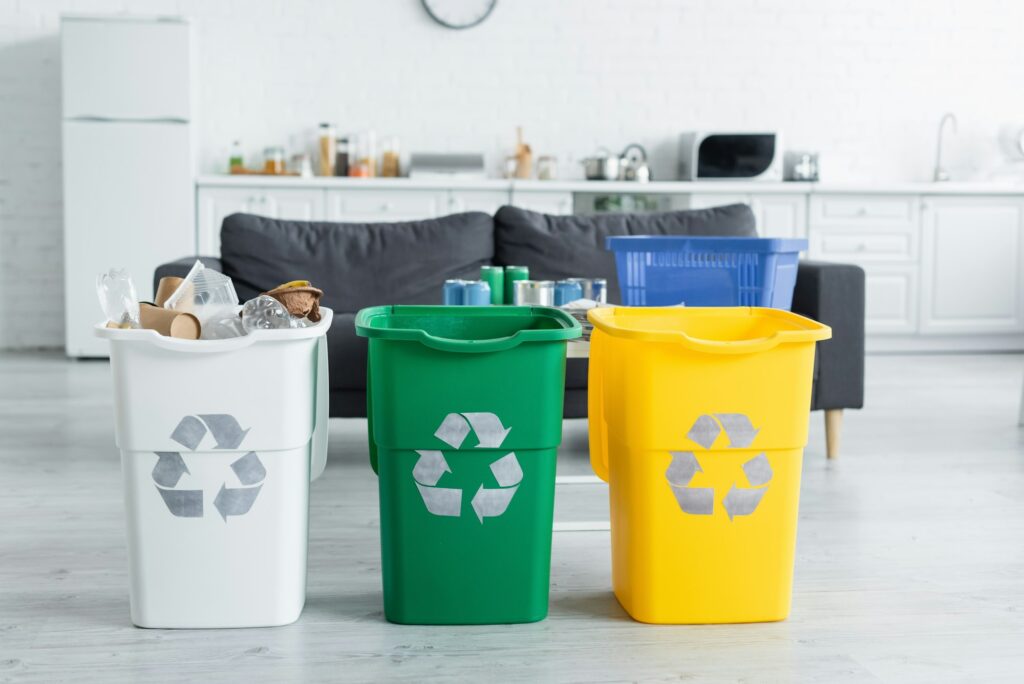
xmin=355 ymin=305 xmax=582 ymax=625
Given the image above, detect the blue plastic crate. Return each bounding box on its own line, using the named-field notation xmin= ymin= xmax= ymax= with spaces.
xmin=606 ymin=236 xmax=807 ymax=309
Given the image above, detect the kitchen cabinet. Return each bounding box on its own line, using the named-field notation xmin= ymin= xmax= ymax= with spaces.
xmin=919 ymin=197 xmax=1024 ymax=335
xmin=690 ymin=193 xmax=807 ymax=238
xmin=862 ymin=265 xmax=919 ymax=334
xmin=197 ymin=187 xmax=324 ymax=255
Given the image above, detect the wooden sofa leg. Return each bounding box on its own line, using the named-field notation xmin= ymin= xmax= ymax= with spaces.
xmin=825 ymin=409 xmax=843 ymax=459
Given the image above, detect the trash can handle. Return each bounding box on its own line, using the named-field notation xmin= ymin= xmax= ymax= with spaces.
xmin=588 ymin=332 xmax=610 ymax=482
xmin=309 ymin=336 xmax=329 ymax=482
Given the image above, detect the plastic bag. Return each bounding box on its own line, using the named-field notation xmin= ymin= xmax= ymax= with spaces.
xmin=163 ymin=260 xmax=239 ymax=326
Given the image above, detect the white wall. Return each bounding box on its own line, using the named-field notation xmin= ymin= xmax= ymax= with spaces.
xmin=2 ymin=0 xmax=1023 ymax=348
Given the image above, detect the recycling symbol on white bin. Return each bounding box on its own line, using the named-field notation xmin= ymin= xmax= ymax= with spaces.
xmin=665 ymin=413 xmax=773 ymax=521
xmin=151 ymin=414 xmax=266 ymax=521
xmin=412 ymin=412 xmax=523 ymax=523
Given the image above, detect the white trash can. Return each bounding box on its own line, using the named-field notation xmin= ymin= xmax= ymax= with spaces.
xmin=95 ymin=309 xmax=332 ymax=628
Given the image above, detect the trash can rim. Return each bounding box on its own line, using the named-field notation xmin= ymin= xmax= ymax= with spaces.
xmin=355 ymin=305 xmax=581 ymax=353
xmin=605 ymin=235 xmax=808 ymax=253
xmin=94 ymin=307 xmax=334 ymax=352
xmin=588 ymin=306 xmax=830 ymax=354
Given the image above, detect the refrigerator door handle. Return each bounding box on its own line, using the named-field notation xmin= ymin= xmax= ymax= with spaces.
xmin=68 ymin=116 xmax=189 ymax=124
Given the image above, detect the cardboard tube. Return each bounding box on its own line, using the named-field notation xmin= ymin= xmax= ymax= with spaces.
xmin=154 ymin=277 xmax=185 ymax=307
xmin=139 ymin=303 xmax=201 ymax=339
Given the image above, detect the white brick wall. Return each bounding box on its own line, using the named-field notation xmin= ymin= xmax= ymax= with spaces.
xmin=2 ymin=0 xmax=1023 ymax=349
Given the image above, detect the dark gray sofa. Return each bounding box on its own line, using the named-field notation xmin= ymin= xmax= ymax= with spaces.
xmin=156 ymin=203 xmax=864 ymax=457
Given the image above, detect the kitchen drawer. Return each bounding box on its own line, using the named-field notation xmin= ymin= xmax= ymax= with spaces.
xmin=808 ymin=225 xmax=919 ymax=263
xmin=197 ymin=187 xmax=324 ymax=255
xmin=325 ymin=189 xmax=443 ymax=222
xmin=447 ymin=189 xmax=510 ymax=215
xmin=511 ymin=190 xmax=573 ymax=215
xmin=810 ymin=194 xmax=918 ymax=228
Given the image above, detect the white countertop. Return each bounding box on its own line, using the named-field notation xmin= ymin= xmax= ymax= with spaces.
xmin=196 ymin=175 xmax=1024 ymax=196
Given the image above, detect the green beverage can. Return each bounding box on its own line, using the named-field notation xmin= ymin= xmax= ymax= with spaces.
xmin=480 ymin=266 xmax=505 ymax=305
xmin=504 ymin=266 xmax=529 ymax=304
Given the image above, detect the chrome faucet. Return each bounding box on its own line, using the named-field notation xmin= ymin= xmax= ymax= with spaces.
xmin=933 ymin=112 xmax=957 ymax=182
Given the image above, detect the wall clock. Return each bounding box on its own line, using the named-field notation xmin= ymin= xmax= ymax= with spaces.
xmin=421 ymin=0 xmax=497 ymax=30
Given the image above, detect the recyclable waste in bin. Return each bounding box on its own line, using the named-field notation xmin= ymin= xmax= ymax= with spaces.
xmin=356 ymin=305 xmax=581 ymax=625
xmin=587 ymin=306 xmax=830 ymax=624
xmin=95 ymin=264 xmax=332 ymax=628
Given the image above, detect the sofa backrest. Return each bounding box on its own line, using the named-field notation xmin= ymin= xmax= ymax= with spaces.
xmin=219 ymin=212 xmax=495 ymax=313
xmin=493 ymin=203 xmax=757 ymax=303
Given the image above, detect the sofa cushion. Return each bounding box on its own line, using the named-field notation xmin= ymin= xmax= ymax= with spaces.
xmin=493 ymin=204 xmax=756 ymax=303
xmin=219 ymin=212 xmax=495 ymax=313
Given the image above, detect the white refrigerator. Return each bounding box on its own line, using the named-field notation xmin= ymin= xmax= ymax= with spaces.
xmin=62 ymin=15 xmax=195 ymax=357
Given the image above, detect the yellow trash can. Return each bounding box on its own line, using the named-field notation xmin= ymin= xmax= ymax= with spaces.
xmin=587 ymin=307 xmax=831 ymax=624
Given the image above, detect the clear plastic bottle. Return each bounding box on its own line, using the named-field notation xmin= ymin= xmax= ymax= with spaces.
xmin=229 ymin=140 xmax=244 ymax=174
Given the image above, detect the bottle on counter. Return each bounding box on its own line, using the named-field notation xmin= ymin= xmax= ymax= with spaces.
xmin=229 ymin=140 xmax=244 ymax=174
xmin=263 ymin=146 xmax=285 ymax=175
xmin=348 ymin=133 xmax=368 ymax=177
xmin=318 ymin=122 xmax=336 ymax=177
xmin=334 ymin=136 xmax=350 ymax=177
xmin=359 ymin=129 xmax=377 ymax=177
xmin=381 ymin=136 xmax=400 ymax=177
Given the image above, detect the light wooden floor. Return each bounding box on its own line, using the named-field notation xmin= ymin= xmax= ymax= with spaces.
xmin=2 ymin=352 xmax=1024 ymax=683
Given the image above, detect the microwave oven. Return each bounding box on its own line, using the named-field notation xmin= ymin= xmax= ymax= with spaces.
xmin=678 ymin=132 xmax=782 ymax=181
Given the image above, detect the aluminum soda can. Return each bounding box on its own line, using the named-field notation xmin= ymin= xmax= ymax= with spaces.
xmin=504 ymin=265 xmax=529 ymax=304
xmin=442 ymin=279 xmax=466 ymax=305
xmin=513 ymin=280 xmax=555 ymax=306
xmin=568 ymin=277 xmax=608 ymax=304
xmin=480 ymin=266 xmax=505 ymax=305
xmin=463 ymin=280 xmax=492 ymax=306
xmin=554 ymin=280 xmax=584 ymax=306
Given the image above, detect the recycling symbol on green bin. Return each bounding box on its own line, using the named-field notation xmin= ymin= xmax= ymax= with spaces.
xmin=665 ymin=413 xmax=773 ymax=521
xmin=412 ymin=412 xmax=523 ymax=523
xmin=151 ymin=414 xmax=266 ymax=522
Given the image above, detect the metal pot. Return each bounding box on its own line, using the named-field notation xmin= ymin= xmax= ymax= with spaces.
xmin=581 ymin=148 xmax=619 ymax=180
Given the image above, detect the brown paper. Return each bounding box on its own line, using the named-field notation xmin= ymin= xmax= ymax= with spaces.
xmin=154 ymin=277 xmax=185 ymax=307
xmin=139 ymin=303 xmax=201 ymax=339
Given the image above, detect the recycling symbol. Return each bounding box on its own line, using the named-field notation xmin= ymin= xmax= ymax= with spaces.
xmin=665 ymin=413 xmax=773 ymax=521
xmin=152 ymin=414 xmax=266 ymax=522
xmin=412 ymin=412 xmax=523 ymax=523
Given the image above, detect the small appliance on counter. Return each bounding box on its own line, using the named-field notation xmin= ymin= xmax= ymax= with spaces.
xmin=409 ymin=152 xmax=487 ymax=179
xmin=784 ymin=150 xmax=820 ymax=181
xmin=678 ymin=132 xmax=782 ymax=180
xmin=618 ymin=143 xmax=651 ymax=182
xmin=581 ymin=148 xmax=620 ymax=180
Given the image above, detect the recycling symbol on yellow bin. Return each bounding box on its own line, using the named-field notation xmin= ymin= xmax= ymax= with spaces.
xmin=412 ymin=412 xmax=523 ymax=523
xmin=665 ymin=413 xmax=773 ymax=521
xmin=151 ymin=414 xmax=266 ymax=522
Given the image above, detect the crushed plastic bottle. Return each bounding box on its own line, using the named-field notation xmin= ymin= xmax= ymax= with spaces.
xmin=241 ymin=295 xmax=305 ymax=332
xmin=96 ymin=268 xmax=140 ymax=328
xmin=201 ymin=306 xmax=246 ymax=340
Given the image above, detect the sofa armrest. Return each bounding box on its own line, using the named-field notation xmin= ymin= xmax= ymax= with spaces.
xmin=792 ymin=260 xmax=865 ymax=411
xmin=152 ymin=256 xmax=223 ymax=296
